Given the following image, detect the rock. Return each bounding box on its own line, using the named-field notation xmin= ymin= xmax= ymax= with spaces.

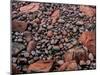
xmin=79 ymin=13 xmax=84 ymax=17
xmin=27 ymin=40 xmax=36 ymax=53
xmin=28 ymin=59 xmax=34 ymax=64
xmin=66 ymin=60 xmax=78 ymax=70
xmin=12 ymin=48 xmax=20 ymax=56
xmin=12 ymin=64 xmax=20 ymax=74
xmin=47 ymin=56 xmax=52 ymax=60
xmin=74 ymin=48 xmax=88 ymax=63
xmin=51 ymin=39 xmax=55 ymax=44
xmin=47 ymin=25 xmax=53 ymax=29
xmin=59 ymin=62 xmax=68 ymax=71
xmin=42 ymin=24 xmax=46 ymax=28
xmin=23 ymin=66 xmax=28 ymax=72
xmin=28 ymin=60 xmax=53 ymax=72
xmin=76 ymin=20 xmax=84 ymax=25
xmin=80 ymin=6 xmax=96 ymax=17
xmin=59 ymin=44 xmax=63 ymax=48
xmin=52 ymin=46 xmax=60 ymax=51
xmin=64 ymin=51 xmax=74 ymax=62
xmin=57 ymin=60 xmax=64 ymax=65
xmin=79 ymin=60 xmax=86 ymax=65
xmin=48 ymin=45 xmax=52 ymax=50
xmin=47 ymin=31 xmax=53 ymax=37
xmin=34 ymin=57 xmax=39 ymax=61
xmin=12 ymin=42 xmax=25 ymax=55
xmin=23 ymin=31 xmax=33 ymax=42
xmin=17 ymin=58 xmax=27 ymax=64
xmin=79 ymin=31 xmax=96 ymax=56
xmin=62 ymin=30 xmax=67 ymax=36
xmin=88 ymin=53 xmax=94 ymax=61
xmin=15 ymin=32 xmax=19 ymax=36
xmin=12 ymin=42 xmax=25 ymax=50
xmin=12 ymin=20 xmax=27 ymax=32
xmin=23 ymin=52 xmax=30 ymax=57
xmin=64 ymin=47 xmax=88 ymax=64
xmin=20 ymin=3 xmax=40 ymax=13
xmin=31 ymin=51 xmax=36 ymax=56
xmin=59 ymin=60 xmax=77 ymax=71
xmin=58 ymin=19 xmax=65 ymax=23
xmin=73 ymin=28 xmax=77 ymax=32
xmin=86 ymin=60 xmax=91 ymax=65
xmin=33 ymin=18 xmax=40 ymax=24
xmin=61 ymin=39 xmax=64 ymax=43
xmin=64 ymin=38 xmax=68 ymax=42
xmin=12 ymin=57 xmax=17 ymax=63
xmin=17 ymin=38 xmax=23 ymax=42
xmin=51 ymin=9 xmax=60 ymax=24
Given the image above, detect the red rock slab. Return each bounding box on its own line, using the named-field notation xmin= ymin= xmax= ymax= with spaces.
xmin=79 ymin=31 xmax=96 ymax=56
xmin=59 ymin=60 xmax=77 ymax=71
xmin=51 ymin=9 xmax=60 ymax=24
xmin=28 ymin=60 xmax=53 ymax=72
xmin=20 ymin=3 xmax=40 ymax=13
xmin=80 ymin=6 xmax=96 ymax=17
xmin=12 ymin=20 xmax=27 ymax=32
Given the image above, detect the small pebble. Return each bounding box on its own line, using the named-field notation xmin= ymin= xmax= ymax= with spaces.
xmin=80 ymin=60 xmax=86 ymax=65
xmin=47 ymin=25 xmax=53 ymax=29
xmin=89 ymin=53 xmax=94 ymax=61
xmin=24 ymin=52 xmax=30 ymax=57
xmin=57 ymin=60 xmax=64 ymax=65
xmin=86 ymin=60 xmax=91 ymax=65
xmin=76 ymin=20 xmax=84 ymax=25
xmin=52 ymin=46 xmax=60 ymax=51
xmin=58 ymin=19 xmax=65 ymax=23
xmin=17 ymin=38 xmax=23 ymax=42
xmin=47 ymin=31 xmax=53 ymax=37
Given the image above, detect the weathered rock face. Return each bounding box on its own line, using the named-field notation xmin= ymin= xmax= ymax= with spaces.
xmin=20 ymin=3 xmax=40 ymax=13
xmin=28 ymin=60 xmax=53 ymax=72
xmin=79 ymin=32 xmax=96 ymax=56
xmin=12 ymin=20 xmax=27 ymax=32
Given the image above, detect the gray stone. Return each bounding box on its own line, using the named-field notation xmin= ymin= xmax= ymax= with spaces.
xmin=12 ymin=57 xmax=17 ymax=63
xmin=76 ymin=21 xmax=84 ymax=25
xmin=48 ymin=45 xmax=52 ymax=50
xmin=15 ymin=32 xmax=19 ymax=36
xmin=17 ymin=38 xmax=23 ymax=42
xmin=31 ymin=51 xmax=36 ymax=56
xmin=58 ymin=19 xmax=65 ymax=23
xmin=51 ymin=39 xmax=55 ymax=44
xmin=52 ymin=46 xmax=60 ymax=51
xmin=47 ymin=25 xmax=53 ymax=29
xmin=24 ymin=52 xmax=30 ymax=57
